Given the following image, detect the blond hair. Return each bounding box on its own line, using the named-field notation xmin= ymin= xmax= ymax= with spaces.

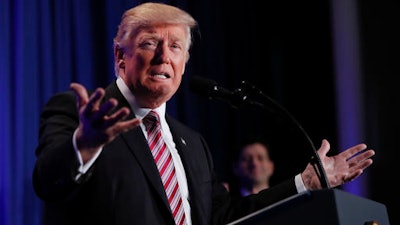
xmin=113 ymin=2 xmax=198 ymax=75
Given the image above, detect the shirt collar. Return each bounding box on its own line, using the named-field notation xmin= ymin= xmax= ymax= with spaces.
xmin=116 ymin=76 xmax=166 ymax=121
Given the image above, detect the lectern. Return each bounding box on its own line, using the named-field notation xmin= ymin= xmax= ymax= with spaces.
xmin=227 ymin=189 xmax=390 ymax=225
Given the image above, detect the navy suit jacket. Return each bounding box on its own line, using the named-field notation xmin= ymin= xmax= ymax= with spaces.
xmin=33 ymin=80 xmax=298 ymax=225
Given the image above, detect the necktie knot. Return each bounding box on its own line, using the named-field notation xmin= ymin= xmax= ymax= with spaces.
xmin=143 ymin=111 xmax=160 ymax=131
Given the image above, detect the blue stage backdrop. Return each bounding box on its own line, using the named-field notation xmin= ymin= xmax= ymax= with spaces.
xmin=2 ymin=0 xmax=396 ymax=224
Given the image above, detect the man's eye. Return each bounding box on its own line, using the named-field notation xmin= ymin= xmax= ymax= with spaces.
xmin=171 ymin=43 xmax=181 ymax=49
xmin=140 ymin=41 xmax=157 ymax=49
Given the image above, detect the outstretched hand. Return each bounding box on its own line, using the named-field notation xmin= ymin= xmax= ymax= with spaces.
xmin=301 ymin=139 xmax=375 ymax=190
xmin=70 ymin=83 xmax=141 ymax=163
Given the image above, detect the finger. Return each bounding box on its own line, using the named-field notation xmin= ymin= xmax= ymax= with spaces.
xmin=347 ymin=149 xmax=375 ymax=166
xmin=358 ymin=158 xmax=374 ymax=170
xmin=86 ymin=88 xmax=106 ymax=113
xmin=349 ymin=156 xmax=374 ymax=172
xmin=70 ymin=83 xmax=89 ymax=108
xmin=317 ymin=139 xmax=330 ymax=156
xmin=103 ymin=107 xmax=130 ymax=125
xmin=90 ymin=98 xmax=119 ymax=125
xmin=340 ymin=143 xmax=368 ymax=160
xmin=345 ymin=157 xmax=373 ymax=181
xmin=113 ymin=118 xmax=142 ymax=134
xmin=344 ymin=169 xmax=363 ymax=183
xmin=105 ymin=117 xmax=141 ymax=138
xmin=345 ymin=153 xmax=374 ymax=183
xmin=81 ymin=88 xmax=106 ymax=120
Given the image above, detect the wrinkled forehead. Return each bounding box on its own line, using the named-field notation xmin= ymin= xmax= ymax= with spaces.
xmin=132 ymin=24 xmax=190 ymax=47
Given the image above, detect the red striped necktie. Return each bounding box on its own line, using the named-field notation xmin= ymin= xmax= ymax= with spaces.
xmin=143 ymin=111 xmax=186 ymax=225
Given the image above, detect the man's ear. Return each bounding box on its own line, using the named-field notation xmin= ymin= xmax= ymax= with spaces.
xmin=114 ymin=45 xmax=124 ymax=59
xmin=118 ymin=60 xmax=125 ymax=69
xmin=114 ymin=45 xmax=125 ymax=68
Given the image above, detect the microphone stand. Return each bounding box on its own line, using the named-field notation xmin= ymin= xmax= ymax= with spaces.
xmin=236 ymin=81 xmax=330 ymax=189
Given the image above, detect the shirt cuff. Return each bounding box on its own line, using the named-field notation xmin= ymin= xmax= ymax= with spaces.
xmin=72 ymin=129 xmax=102 ymax=180
xmin=295 ymin=173 xmax=307 ymax=193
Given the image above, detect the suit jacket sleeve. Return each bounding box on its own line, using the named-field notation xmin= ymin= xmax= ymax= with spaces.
xmin=33 ymin=90 xmax=82 ymax=201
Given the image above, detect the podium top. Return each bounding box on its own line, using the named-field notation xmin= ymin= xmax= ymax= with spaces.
xmin=227 ymin=190 xmax=312 ymax=225
xmin=227 ymin=189 xmax=390 ymax=225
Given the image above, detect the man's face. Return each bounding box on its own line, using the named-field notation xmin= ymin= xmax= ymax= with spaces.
xmin=119 ymin=24 xmax=189 ymax=108
xmin=236 ymin=143 xmax=274 ymax=185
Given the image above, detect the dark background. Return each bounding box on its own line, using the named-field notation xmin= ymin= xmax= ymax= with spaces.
xmin=0 ymin=0 xmax=398 ymax=224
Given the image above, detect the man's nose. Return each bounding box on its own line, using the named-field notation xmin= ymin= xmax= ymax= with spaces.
xmin=155 ymin=45 xmax=171 ymax=64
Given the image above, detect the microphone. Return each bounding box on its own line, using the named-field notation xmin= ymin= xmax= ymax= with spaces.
xmin=190 ymin=76 xmax=330 ymax=189
xmin=189 ymin=76 xmax=264 ymax=109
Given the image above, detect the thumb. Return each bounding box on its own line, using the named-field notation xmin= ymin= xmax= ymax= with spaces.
xmin=317 ymin=139 xmax=330 ymax=157
xmin=70 ymin=83 xmax=89 ymax=109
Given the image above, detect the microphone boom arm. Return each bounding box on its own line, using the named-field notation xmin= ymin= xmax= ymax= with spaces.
xmin=239 ymin=80 xmax=330 ymax=189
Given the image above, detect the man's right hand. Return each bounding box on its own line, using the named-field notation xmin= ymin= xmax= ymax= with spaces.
xmin=70 ymin=82 xmax=141 ymax=163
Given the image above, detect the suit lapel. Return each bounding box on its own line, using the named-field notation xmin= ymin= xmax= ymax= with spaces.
xmin=121 ymin=129 xmax=170 ymax=201
xmin=166 ymin=116 xmax=207 ymax=218
xmin=104 ymin=81 xmax=171 ymax=210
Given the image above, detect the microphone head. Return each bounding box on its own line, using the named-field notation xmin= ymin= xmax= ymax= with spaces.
xmin=189 ymin=75 xmax=270 ymax=110
xmin=189 ymin=75 xmax=219 ymax=98
xmin=189 ymin=75 xmax=253 ymax=109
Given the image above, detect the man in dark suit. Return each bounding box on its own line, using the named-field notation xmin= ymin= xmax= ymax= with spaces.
xmin=32 ymin=2 xmax=375 ymax=225
xmin=226 ymin=137 xmax=275 ymax=197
